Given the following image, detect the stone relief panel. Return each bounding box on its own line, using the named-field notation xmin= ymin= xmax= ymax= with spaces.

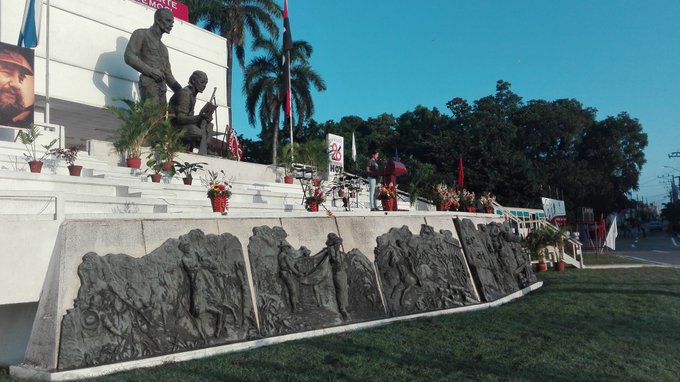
xmin=58 ymin=229 xmax=257 ymax=370
xmin=374 ymin=225 xmax=480 ymax=317
xmin=455 ymin=219 xmax=537 ymax=302
xmin=248 ymin=226 xmax=386 ymax=337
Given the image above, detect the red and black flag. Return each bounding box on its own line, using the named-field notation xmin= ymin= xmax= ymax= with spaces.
xmin=282 ymin=0 xmax=293 ymax=119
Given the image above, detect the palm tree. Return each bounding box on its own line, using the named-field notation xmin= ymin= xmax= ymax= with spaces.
xmin=184 ymin=0 xmax=282 ymax=131
xmin=243 ymin=38 xmax=326 ymax=163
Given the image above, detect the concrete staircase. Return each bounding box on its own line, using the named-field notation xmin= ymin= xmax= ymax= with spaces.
xmin=0 ymin=139 xmax=325 ymax=218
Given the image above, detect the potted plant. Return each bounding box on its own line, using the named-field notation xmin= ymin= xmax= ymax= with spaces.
xmin=108 ymin=98 xmax=166 ymax=169
xmin=206 ymin=169 xmax=232 ymax=213
xmin=304 ymin=179 xmax=326 ymax=212
xmin=51 ymin=145 xmax=85 ymax=176
xmin=146 ymin=118 xmax=184 ymax=174
xmin=480 ymin=191 xmax=496 ymax=214
xmin=16 ymin=124 xmax=58 ymax=173
xmin=432 ymin=182 xmax=452 ymax=211
xmin=145 ymin=160 xmax=164 ymax=183
xmin=278 ymin=142 xmax=299 ymax=184
xmin=377 ymin=184 xmax=397 ymax=211
xmin=173 ymin=161 xmax=207 ymax=185
xmin=525 ymin=226 xmax=552 ymax=272
xmin=549 ymin=227 xmax=568 ymax=271
xmin=459 ymin=189 xmax=476 ymax=213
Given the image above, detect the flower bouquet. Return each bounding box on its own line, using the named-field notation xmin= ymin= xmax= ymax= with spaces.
xmin=459 ymin=189 xmax=476 ymax=212
xmin=433 ymin=183 xmax=453 ymax=211
xmin=206 ymin=170 xmax=232 ymax=213
xmin=378 ymin=184 xmax=397 ymax=211
xmin=305 ymin=179 xmax=327 ymax=212
xmin=480 ymin=191 xmax=496 ymax=213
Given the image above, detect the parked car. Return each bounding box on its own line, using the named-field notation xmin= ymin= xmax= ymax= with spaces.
xmin=647 ymin=220 xmax=663 ymax=232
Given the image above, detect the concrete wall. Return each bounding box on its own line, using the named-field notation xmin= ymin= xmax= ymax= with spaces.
xmin=0 ymin=0 xmax=228 ymax=124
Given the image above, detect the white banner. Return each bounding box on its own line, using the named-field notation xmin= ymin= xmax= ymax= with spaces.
xmin=327 ymin=133 xmax=344 ymax=168
xmin=541 ymin=197 xmax=567 ymax=224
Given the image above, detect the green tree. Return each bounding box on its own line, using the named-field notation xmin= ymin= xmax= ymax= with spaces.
xmin=184 ymin=0 xmax=282 ymax=130
xmin=243 ymin=38 xmax=326 ymax=163
xmin=576 ymin=112 xmax=648 ymax=213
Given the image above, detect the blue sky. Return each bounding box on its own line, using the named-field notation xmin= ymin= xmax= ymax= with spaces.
xmin=228 ymin=0 xmax=680 ymax=208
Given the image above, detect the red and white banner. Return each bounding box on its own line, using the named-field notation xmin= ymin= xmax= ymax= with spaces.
xmin=327 ymin=133 xmax=344 ymax=168
xmin=132 ymin=0 xmax=189 ymax=22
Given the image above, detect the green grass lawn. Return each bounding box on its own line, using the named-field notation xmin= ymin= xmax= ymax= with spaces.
xmin=3 ymin=268 xmax=679 ymax=381
xmin=581 ymin=252 xmax=646 ymax=265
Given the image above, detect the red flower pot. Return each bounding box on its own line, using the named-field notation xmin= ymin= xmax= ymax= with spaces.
xmin=183 ymin=177 xmax=193 ymax=185
xmin=307 ymin=202 xmax=319 ymax=212
xmin=28 ymin=160 xmax=43 ymax=173
xmin=381 ymin=198 xmax=396 ymax=211
xmin=484 ymin=207 xmax=494 ymax=214
xmin=436 ymin=203 xmax=447 ymax=211
xmin=150 ymin=173 xmax=162 ymax=183
xmin=554 ymin=260 xmax=566 ymax=272
xmin=536 ymin=261 xmax=548 ymax=272
xmin=211 ymin=195 xmax=229 ymax=212
xmin=284 ymin=175 xmax=294 ymax=184
xmin=126 ymin=157 xmax=141 ymax=169
xmin=466 ymin=206 xmax=477 ymax=213
xmin=68 ymin=165 xmax=83 ymax=177
xmin=349 ymin=192 xmax=356 ymax=198
xmin=338 ymin=190 xmax=345 ymax=197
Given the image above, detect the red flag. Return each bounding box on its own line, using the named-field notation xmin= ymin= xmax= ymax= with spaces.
xmin=597 ymin=213 xmax=606 ymax=238
xmin=458 ymin=155 xmax=464 ymax=189
xmin=282 ymin=0 xmax=293 ymax=119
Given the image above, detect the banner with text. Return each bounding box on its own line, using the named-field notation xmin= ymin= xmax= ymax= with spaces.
xmin=132 ymin=0 xmax=189 ymax=22
xmin=327 ymin=133 xmax=344 ymax=169
xmin=541 ymin=197 xmax=567 ymax=226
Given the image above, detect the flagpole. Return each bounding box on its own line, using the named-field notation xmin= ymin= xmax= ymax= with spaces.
xmin=45 ymin=0 xmax=50 ymax=124
xmin=287 ymin=50 xmax=293 ymax=162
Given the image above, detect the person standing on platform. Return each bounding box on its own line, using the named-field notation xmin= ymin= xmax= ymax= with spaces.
xmin=366 ymin=150 xmax=380 ymax=211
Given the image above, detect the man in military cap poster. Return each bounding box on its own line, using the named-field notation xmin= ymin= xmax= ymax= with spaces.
xmin=0 ymin=42 xmax=34 ymax=128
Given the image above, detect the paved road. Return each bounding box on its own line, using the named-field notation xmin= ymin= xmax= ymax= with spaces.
xmin=612 ymin=231 xmax=680 ymax=266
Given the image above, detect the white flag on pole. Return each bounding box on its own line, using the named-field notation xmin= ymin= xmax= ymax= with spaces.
xmin=18 ymin=0 xmax=43 ymax=48
xmin=351 ymin=131 xmax=356 ymax=162
xmin=605 ymin=216 xmax=618 ymax=250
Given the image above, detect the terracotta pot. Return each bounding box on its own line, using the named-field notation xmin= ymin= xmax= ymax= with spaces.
xmin=436 ymin=203 xmax=447 ymax=211
xmin=554 ymin=260 xmax=566 ymax=272
xmin=536 ymin=261 xmax=548 ymax=272
xmin=466 ymin=206 xmax=477 ymax=213
xmin=28 ymin=160 xmax=43 ymax=173
xmin=284 ymin=175 xmax=294 ymax=184
xmin=210 ymin=195 xmax=229 ymax=212
xmin=68 ymin=165 xmax=83 ymax=177
xmin=183 ymin=177 xmax=193 ymax=185
xmin=150 ymin=173 xmax=162 ymax=183
xmin=484 ymin=207 xmax=494 ymax=214
xmin=307 ymin=202 xmax=319 ymax=212
xmin=126 ymin=157 xmax=142 ymax=169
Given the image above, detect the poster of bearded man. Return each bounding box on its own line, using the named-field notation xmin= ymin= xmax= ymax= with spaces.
xmin=0 ymin=42 xmax=34 ymax=128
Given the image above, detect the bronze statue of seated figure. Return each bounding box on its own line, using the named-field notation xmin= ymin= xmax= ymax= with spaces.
xmin=168 ymin=70 xmax=216 ymax=155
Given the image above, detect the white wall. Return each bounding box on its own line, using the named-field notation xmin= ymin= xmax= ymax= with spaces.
xmin=0 ymin=0 xmax=228 ymax=120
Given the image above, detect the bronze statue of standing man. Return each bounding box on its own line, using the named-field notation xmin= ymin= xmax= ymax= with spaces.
xmin=124 ymin=8 xmax=182 ymax=106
